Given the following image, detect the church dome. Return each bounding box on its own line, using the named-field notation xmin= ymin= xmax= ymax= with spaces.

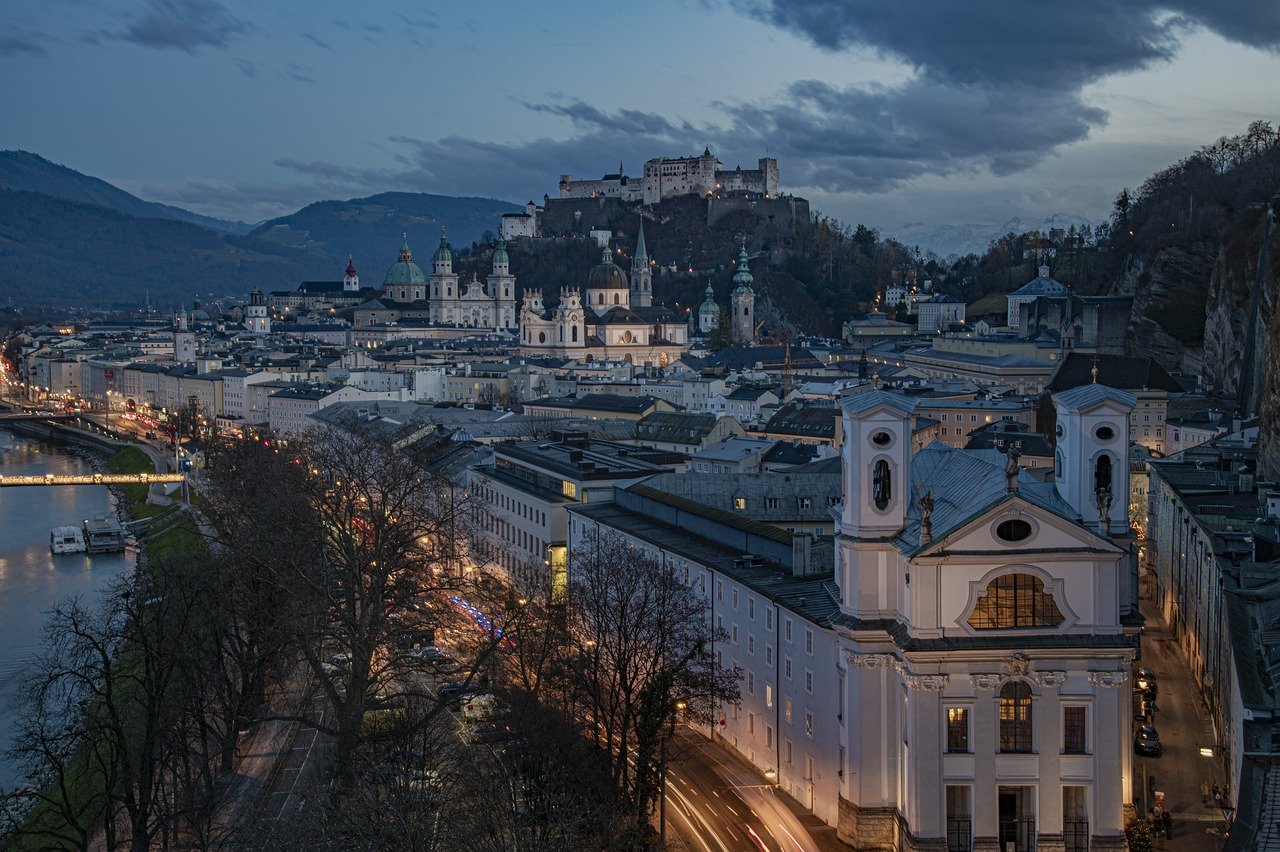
xmin=493 ymin=240 xmax=509 ymax=266
xmin=587 ymin=247 xmax=628 ymax=291
xmin=433 ymin=234 xmax=452 ymax=264
xmin=700 ymin=283 xmax=719 ymax=314
xmin=385 ymin=236 xmax=426 ymax=286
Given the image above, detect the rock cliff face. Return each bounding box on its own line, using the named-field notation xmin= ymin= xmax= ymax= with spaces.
xmin=1202 ymin=213 xmax=1277 ymax=403
xmin=1114 ymin=245 xmax=1213 ymax=379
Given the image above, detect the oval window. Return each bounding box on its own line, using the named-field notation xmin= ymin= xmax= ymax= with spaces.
xmin=996 ymin=519 xmax=1033 ymax=542
xmin=871 ymin=430 xmax=892 ymax=447
xmin=1095 ymin=425 xmax=1115 ymax=441
xmin=1055 ymin=423 xmax=1064 ymax=438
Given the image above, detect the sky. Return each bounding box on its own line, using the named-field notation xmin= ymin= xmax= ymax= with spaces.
xmin=2 ymin=0 xmax=1279 ymax=243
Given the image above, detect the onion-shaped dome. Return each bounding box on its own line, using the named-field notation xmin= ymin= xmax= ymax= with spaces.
xmin=587 ymin=247 xmax=628 ymax=291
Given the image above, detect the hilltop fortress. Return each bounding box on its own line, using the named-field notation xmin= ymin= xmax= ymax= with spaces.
xmin=559 ymin=148 xmax=779 ymax=204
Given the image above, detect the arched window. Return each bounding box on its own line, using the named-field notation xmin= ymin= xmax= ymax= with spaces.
xmin=614 ymin=293 xmax=620 ymax=305
xmin=999 ymin=681 xmax=1033 ymax=752
xmin=872 ymin=459 xmax=891 ymax=510
xmin=1094 ymin=454 xmax=1112 ymax=496
xmin=1054 ymin=451 xmax=1062 ymax=478
xmin=538 ymin=332 xmax=546 ymax=344
xmin=572 ymin=325 xmax=579 ymax=343
xmin=598 ymin=294 xmax=604 ymax=305
xmin=968 ymin=573 xmax=1064 ymax=630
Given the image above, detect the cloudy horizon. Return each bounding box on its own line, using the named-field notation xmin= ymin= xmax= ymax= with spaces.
xmin=3 ymin=0 xmax=1278 ymax=247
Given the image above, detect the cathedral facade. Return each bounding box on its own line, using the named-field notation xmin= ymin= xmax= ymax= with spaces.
xmin=427 ymin=235 xmax=517 ymax=330
xmin=519 ymin=226 xmax=688 ymax=367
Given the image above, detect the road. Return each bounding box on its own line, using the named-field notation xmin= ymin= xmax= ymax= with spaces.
xmin=663 ymin=728 xmax=844 ymax=852
xmin=1137 ymin=598 xmax=1234 ymax=848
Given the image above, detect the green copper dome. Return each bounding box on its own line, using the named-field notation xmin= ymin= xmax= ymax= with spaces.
xmin=385 ymin=236 xmax=426 ymax=286
xmin=433 ymin=233 xmax=452 ymax=264
xmin=493 ymin=240 xmax=509 ymax=266
xmin=732 ymin=245 xmax=754 ymax=293
xmin=587 ymin=246 xmax=628 ymax=291
xmin=700 ymin=282 xmax=718 ymax=314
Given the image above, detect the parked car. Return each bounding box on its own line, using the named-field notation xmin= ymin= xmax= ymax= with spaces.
xmin=1135 ymin=668 xmax=1158 ymax=696
xmin=1134 ymin=725 xmax=1162 ymax=756
xmin=467 ymin=721 xmax=513 ymax=744
xmin=1134 ymin=693 xmax=1156 ymax=721
xmin=437 ymin=681 xmax=483 ymax=701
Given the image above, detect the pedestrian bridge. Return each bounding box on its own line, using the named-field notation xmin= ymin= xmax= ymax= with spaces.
xmin=0 ymin=472 xmax=186 ymax=487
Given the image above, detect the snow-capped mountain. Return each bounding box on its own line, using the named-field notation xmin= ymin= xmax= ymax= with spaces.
xmin=888 ymin=213 xmax=1093 ymax=259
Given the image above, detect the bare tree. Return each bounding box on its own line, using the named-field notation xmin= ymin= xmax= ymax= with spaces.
xmin=564 ymin=530 xmax=740 ymax=833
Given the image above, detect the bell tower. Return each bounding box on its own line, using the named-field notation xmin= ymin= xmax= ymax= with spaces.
xmin=730 ymin=242 xmax=756 ymax=345
xmin=630 ymin=221 xmax=652 ymax=308
xmin=1051 ymin=384 xmax=1136 ymax=533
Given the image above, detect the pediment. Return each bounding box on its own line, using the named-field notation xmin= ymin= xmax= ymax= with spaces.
xmin=916 ymin=493 xmax=1122 ymax=558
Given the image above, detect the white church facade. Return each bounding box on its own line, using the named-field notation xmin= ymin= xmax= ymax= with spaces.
xmin=569 ymin=384 xmax=1140 ymax=851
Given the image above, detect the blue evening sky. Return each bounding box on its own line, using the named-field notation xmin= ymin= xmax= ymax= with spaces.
xmin=3 ymin=0 xmax=1278 ymax=237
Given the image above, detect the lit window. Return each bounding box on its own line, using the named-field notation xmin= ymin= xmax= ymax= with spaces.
xmin=999 ymin=681 xmax=1033 ymax=752
xmin=968 ymin=573 xmax=1064 ymax=630
xmin=734 ymin=496 xmax=747 ymax=510
xmin=947 ymin=707 xmax=970 ymax=753
xmin=561 ymin=480 xmax=577 ymax=499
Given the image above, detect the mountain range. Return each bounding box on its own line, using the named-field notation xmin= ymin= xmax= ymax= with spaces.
xmin=0 ymin=151 xmax=519 ymax=308
xmin=888 ymin=213 xmax=1093 ymax=259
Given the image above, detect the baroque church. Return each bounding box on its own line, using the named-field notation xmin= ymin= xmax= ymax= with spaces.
xmin=518 ymin=223 xmax=690 ymax=367
xmin=351 ymin=233 xmax=517 ymax=330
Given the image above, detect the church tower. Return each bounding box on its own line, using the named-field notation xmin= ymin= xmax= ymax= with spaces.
xmin=486 ymin=240 xmax=517 ymax=329
xmin=1051 ymin=384 xmax=1137 ymax=533
xmin=245 ymin=286 xmax=270 ymax=335
xmin=730 ymin=242 xmax=756 ymax=345
xmin=630 ymin=221 xmax=652 ymax=308
xmin=343 ymin=256 xmax=360 ymax=292
xmin=174 ymin=305 xmax=196 ymax=361
xmin=698 ymin=281 xmax=720 ymax=334
xmin=428 ymin=230 xmax=459 ymax=324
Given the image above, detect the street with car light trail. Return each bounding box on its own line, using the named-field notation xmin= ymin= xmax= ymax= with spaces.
xmin=662 ymin=728 xmax=844 ymax=852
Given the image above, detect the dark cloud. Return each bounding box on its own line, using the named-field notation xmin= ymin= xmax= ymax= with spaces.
xmin=0 ymin=32 xmax=47 ymax=57
xmin=234 ymin=57 xmax=256 ymax=77
xmin=302 ymin=32 xmax=330 ymax=50
xmin=280 ymin=61 xmax=315 ymax=84
xmin=116 ymin=0 xmax=248 ymax=52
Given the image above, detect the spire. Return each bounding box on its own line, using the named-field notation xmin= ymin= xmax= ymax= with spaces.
xmin=398 ymin=235 xmax=413 ymax=263
xmin=732 ymin=240 xmax=754 ymax=292
xmin=634 ymin=220 xmax=648 ymax=264
xmin=345 ymin=254 xmax=358 ymax=277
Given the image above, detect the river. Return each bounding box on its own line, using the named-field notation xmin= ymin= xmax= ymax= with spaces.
xmin=0 ymin=428 xmax=134 ymax=791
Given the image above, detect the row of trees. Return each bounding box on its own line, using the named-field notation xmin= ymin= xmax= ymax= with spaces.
xmin=3 ymin=421 xmax=738 ymax=850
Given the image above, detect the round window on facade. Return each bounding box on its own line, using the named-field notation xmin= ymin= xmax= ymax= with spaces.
xmin=995 ymin=518 xmax=1033 ymax=542
xmin=1095 ymin=424 xmax=1115 ymax=441
xmin=871 ymin=430 xmax=893 ymax=448
xmin=1055 ymin=422 xmax=1064 ymax=438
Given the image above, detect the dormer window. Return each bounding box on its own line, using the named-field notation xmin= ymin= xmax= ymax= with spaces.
xmin=734 ymin=495 xmax=747 ymax=510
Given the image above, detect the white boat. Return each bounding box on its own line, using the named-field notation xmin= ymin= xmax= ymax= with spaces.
xmin=50 ymin=525 xmax=86 ymax=554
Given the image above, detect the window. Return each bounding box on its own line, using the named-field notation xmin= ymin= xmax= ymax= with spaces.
xmin=999 ymin=681 xmax=1033 ymax=752
xmin=805 ymin=629 xmax=813 ymax=654
xmin=748 ymin=598 xmax=755 ymax=619
xmin=946 ymin=707 xmax=970 ymax=753
xmin=805 ymin=670 xmax=813 ymax=693
xmin=747 ymin=672 xmax=754 ymax=694
xmin=732 ymin=589 xmax=739 ymax=609
xmin=805 ymin=712 xmax=813 ymax=737
xmin=766 ymin=497 xmax=779 ymax=510
xmin=785 ymin=739 xmax=793 ymax=763
xmin=732 ymin=625 xmax=738 ymax=644
xmin=967 ymin=573 xmax=1064 ymax=630
xmin=734 ymin=496 xmax=747 ymax=510
xmin=785 ymin=698 xmax=792 ymax=723
xmin=748 ymin=635 xmax=755 ymax=655
xmin=766 ymin=609 xmax=773 ymax=630
xmin=1094 ymin=453 xmax=1113 ymax=496
xmin=798 ymin=497 xmax=812 ymax=510
xmin=785 ymin=658 xmax=792 ymax=679
xmin=995 ymin=518 xmax=1033 ymax=542
xmin=766 ymin=645 xmax=773 ymax=665
xmin=766 ymin=725 xmax=774 ymax=749
xmin=872 ymin=459 xmax=892 ymax=510
xmin=717 ymin=581 xmax=723 ymax=601
xmin=765 ymin=684 xmax=773 ymax=707
xmin=561 ymin=480 xmax=577 ymax=499
xmin=785 ymin=619 xmax=793 ymax=642
xmin=1063 ymin=706 xmax=1087 ymax=753
xmin=748 ymin=713 xmax=755 ymax=734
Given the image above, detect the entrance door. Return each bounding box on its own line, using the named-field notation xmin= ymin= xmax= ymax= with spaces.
xmin=997 ymin=787 xmax=1036 ymax=851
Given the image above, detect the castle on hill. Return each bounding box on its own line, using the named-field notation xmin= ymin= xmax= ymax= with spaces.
xmin=559 ymin=148 xmax=779 ymax=204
